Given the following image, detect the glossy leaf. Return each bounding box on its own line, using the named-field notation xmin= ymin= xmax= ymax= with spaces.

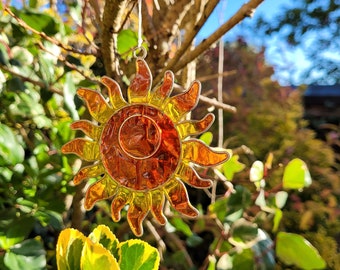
xmin=170 ymin=217 xmax=193 ymax=237
xmin=222 ymin=154 xmax=246 ymax=180
xmin=229 ymin=218 xmax=258 ymax=245
xmin=81 ymin=238 xmax=119 ymax=270
xmin=275 ymin=191 xmax=288 ymax=209
xmin=199 ymin=131 xmax=213 ymax=146
xmin=119 ymin=239 xmax=160 ymax=270
xmin=11 ymin=7 xmax=59 ymax=35
xmin=4 ymin=239 xmax=46 ymax=270
xmin=0 ymin=216 xmax=34 ymax=250
xmin=276 ymin=232 xmax=326 ymax=269
xmin=56 ymin=228 xmax=86 ymax=270
xmin=88 ymin=225 xmax=119 ymax=258
xmin=0 ymin=123 xmax=25 ymax=166
xmin=249 ymin=160 xmax=264 ymax=182
xmin=282 ymin=158 xmax=312 ymax=189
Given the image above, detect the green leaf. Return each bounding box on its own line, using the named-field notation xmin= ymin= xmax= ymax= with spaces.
xmin=88 ymin=225 xmax=119 ymax=260
xmin=208 ymin=197 xmax=228 ymax=222
xmin=229 ymin=218 xmax=258 ymax=245
xmin=0 ymin=215 xmax=34 ymax=250
xmin=276 ymin=232 xmax=326 ymax=269
xmin=249 ymin=160 xmax=264 ymax=182
xmin=4 ymin=239 xmax=46 ymax=270
xmin=81 ymin=238 xmax=119 ymax=270
xmin=0 ymin=123 xmax=25 ymax=166
xmin=272 ymin=209 xmax=282 ymax=233
xmin=222 ymin=154 xmax=245 ymax=180
xmin=56 ymin=228 xmax=86 ymax=270
xmin=11 ymin=7 xmax=59 ymax=35
xmin=216 ymin=253 xmax=232 ymax=270
xmin=119 ymin=239 xmax=160 ymax=270
xmin=199 ymin=131 xmax=213 ymax=146
xmin=275 ymin=191 xmax=288 ymax=209
xmin=232 ymin=248 xmax=255 ymax=270
xmin=282 ymin=158 xmax=312 ymax=189
xmin=186 ymin=234 xmax=203 ymax=247
xmin=170 ymin=217 xmax=193 ymax=237
xmin=117 ymin=30 xmax=138 ymax=60
xmin=63 ymin=73 xmax=79 ymax=120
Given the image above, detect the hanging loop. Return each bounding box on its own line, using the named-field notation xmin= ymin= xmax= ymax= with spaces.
xmin=133 ymin=46 xmax=147 ymax=59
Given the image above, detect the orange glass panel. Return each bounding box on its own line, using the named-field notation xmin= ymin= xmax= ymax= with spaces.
xmin=150 ymin=190 xmax=166 ymax=225
xmin=150 ymin=71 xmax=174 ymax=107
xmin=70 ymin=120 xmax=101 ymax=141
xmin=163 ymin=179 xmax=198 ymax=217
xmin=62 ymin=138 xmax=99 ymax=161
xmin=85 ymin=175 xmax=118 ymax=209
xmin=111 ymin=188 xmax=131 ymax=222
xmin=164 ymin=81 xmax=200 ymax=121
xmin=182 ymin=139 xmax=229 ymax=166
xmin=176 ymin=113 xmax=215 ymax=139
xmin=101 ymin=76 xmax=127 ymax=110
xmin=128 ymin=58 xmax=152 ymax=103
xmin=74 ymin=163 xmax=105 ymax=185
xmin=127 ymin=192 xmax=151 ymax=236
xmin=77 ymin=88 xmax=113 ymax=123
xmin=176 ymin=163 xmax=212 ymax=188
xmin=100 ymin=105 xmax=181 ymax=191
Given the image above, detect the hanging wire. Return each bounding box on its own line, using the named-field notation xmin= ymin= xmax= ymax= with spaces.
xmin=137 ymin=0 xmax=143 ymax=48
xmin=133 ymin=0 xmax=147 ymax=59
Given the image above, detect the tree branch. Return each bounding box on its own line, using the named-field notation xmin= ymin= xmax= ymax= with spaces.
xmin=100 ymin=0 xmax=129 ymax=78
xmin=173 ymin=0 xmax=264 ymax=73
xmin=4 ymin=7 xmax=97 ymax=56
xmin=153 ymin=0 xmax=219 ymax=84
xmin=0 ymin=64 xmax=63 ymax=95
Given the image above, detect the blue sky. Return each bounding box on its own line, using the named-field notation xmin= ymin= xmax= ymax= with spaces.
xmin=197 ymin=0 xmax=311 ymax=86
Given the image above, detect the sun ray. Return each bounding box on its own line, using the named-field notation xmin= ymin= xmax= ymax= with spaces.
xmin=164 ymin=81 xmax=200 ymax=122
xmin=176 ymin=163 xmax=212 ymax=188
xmin=101 ymin=76 xmax=127 ymax=110
xmin=62 ymin=138 xmax=99 ymax=161
xmin=128 ymin=58 xmax=152 ymax=103
xmin=70 ymin=120 xmax=102 ymax=141
xmin=149 ymin=71 xmax=174 ymax=108
xmin=127 ymin=192 xmax=151 ymax=236
xmin=84 ymin=174 xmax=118 ymax=210
xmin=77 ymin=88 xmax=114 ymax=123
xmin=163 ymin=178 xmax=198 ymax=217
xmin=176 ymin=113 xmax=215 ymax=139
xmin=73 ymin=163 xmax=105 ymax=185
xmin=150 ymin=190 xmax=167 ymax=225
xmin=182 ymin=139 xmax=229 ymax=166
xmin=111 ymin=188 xmax=132 ymax=222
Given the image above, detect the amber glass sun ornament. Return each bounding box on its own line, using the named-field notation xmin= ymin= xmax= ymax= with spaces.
xmin=61 ymin=52 xmax=230 ymax=236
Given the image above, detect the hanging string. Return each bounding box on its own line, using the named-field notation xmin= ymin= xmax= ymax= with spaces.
xmin=137 ymin=0 xmax=143 ymax=48
xmin=134 ymin=0 xmax=146 ymax=58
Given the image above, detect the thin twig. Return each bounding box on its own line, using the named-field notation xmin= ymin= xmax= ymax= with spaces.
xmin=4 ymin=7 xmax=97 ymax=56
xmin=197 ymin=70 xmax=236 ymax=82
xmin=145 ymin=220 xmax=166 ymax=259
xmin=154 ymin=0 xmax=219 ymax=84
xmin=0 ymin=64 xmax=63 ymax=95
xmin=173 ymin=0 xmax=264 ymax=73
xmin=199 ymin=95 xmax=236 ymax=113
xmin=37 ymin=42 xmax=100 ymax=83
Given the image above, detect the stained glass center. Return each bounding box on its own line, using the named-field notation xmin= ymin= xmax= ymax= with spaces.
xmin=119 ymin=115 xmax=161 ymax=159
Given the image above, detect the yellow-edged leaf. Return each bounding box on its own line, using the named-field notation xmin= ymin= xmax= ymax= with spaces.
xmin=81 ymin=238 xmax=119 ymax=270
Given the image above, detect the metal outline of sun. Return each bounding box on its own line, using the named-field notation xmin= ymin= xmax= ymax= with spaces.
xmin=62 ymin=58 xmax=230 ymax=236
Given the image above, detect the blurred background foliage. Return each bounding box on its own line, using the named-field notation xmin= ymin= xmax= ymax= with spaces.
xmin=0 ymin=0 xmax=339 ymax=269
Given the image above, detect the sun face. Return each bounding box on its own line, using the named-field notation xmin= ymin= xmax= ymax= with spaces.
xmin=62 ymin=58 xmax=230 ymax=236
